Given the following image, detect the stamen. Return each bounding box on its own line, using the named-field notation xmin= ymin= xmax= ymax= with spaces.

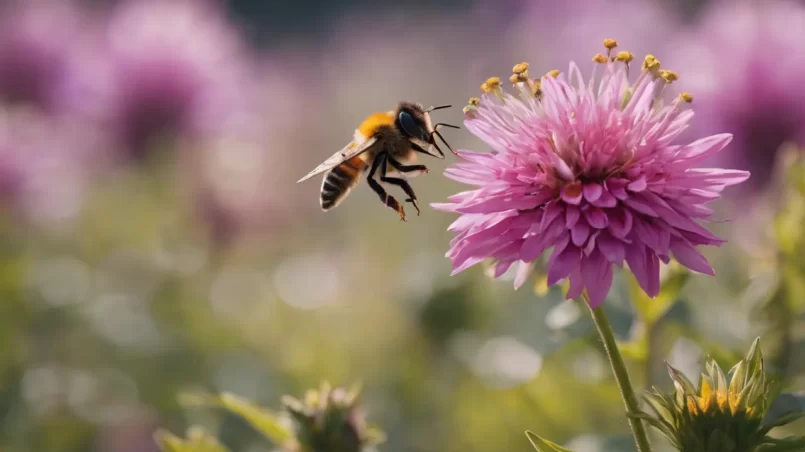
xmin=509 ymin=73 xmax=527 ymax=84
xmin=603 ymin=38 xmax=618 ymax=58
xmin=642 ymin=54 xmax=661 ymax=76
xmin=544 ymin=69 xmax=561 ymax=79
xmin=615 ymin=51 xmax=633 ymax=63
xmin=659 ymin=69 xmax=678 ymax=83
xmin=592 ymin=53 xmax=608 ymax=64
xmin=671 ymin=92 xmax=693 ymax=112
xmin=464 ymin=97 xmax=479 ymax=118
xmin=481 ymin=76 xmax=505 ymax=102
xmin=512 ymin=62 xmax=530 ymax=76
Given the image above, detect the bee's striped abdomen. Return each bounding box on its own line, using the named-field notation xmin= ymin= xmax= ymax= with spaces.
xmin=320 ymin=156 xmax=367 ymax=211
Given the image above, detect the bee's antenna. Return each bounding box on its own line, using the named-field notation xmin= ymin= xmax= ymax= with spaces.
xmin=433 ymin=123 xmax=460 ymax=130
xmin=426 ymin=104 xmax=452 ymax=113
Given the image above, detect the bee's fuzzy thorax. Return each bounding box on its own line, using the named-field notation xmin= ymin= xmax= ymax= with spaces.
xmin=357 ymin=112 xmax=395 ymax=139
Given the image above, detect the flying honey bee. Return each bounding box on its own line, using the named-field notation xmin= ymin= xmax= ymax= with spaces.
xmin=296 ymin=102 xmax=459 ymax=221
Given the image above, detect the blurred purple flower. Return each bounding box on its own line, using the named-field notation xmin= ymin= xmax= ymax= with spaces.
xmin=434 ymin=44 xmax=748 ymax=307
xmin=96 ymin=0 xmax=251 ymax=161
xmin=668 ymin=0 xmax=805 ymax=190
xmin=0 ymin=107 xmax=102 ymax=228
xmin=0 ymin=0 xmax=88 ymax=112
xmin=503 ymin=0 xmax=682 ymax=73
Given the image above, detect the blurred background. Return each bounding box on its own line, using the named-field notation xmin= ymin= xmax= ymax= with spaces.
xmin=1 ymin=0 xmax=804 ymax=451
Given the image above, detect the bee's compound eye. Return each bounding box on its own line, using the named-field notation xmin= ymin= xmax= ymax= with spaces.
xmin=398 ymin=111 xmax=428 ymax=142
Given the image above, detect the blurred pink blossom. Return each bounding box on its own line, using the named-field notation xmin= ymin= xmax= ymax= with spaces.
xmin=93 ymin=0 xmax=254 ymax=162
xmin=0 ymin=107 xmax=103 ymax=228
xmin=667 ymin=0 xmax=805 ymax=191
xmin=503 ymin=0 xmax=682 ymax=72
xmin=0 ymin=0 xmax=93 ymax=112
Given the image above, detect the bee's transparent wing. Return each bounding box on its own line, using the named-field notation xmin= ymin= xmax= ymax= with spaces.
xmin=296 ymin=137 xmax=378 ymax=183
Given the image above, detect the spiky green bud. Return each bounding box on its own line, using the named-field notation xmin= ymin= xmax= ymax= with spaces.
xmin=640 ymin=338 xmax=805 ymax=452
xmin=281 ymin=382 xmax=385 ymax=452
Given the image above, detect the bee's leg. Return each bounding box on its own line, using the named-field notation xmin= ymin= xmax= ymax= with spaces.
xmin=410 ymin=142 xmax=444 ymax=159
xmin=382 ymin=159 xmax=421 ymax=216
xmin=368 ymin=155 xmax=406 ymax=221
xmin=386 ymin=155 xmax=428 ymax=175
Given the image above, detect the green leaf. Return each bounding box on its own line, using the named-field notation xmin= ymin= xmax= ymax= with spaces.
xmin=763 ymin=392 xmax=805 ymax=430
xmin=218 ymin=393 xmax=293 ymax=445
xmin=757 ymin=436 xmax=805 ymax=452
xmin=179 ymin=392 xmax=293 ymax=446
xmin=154 ymin=427 xmax=230 ymax=452
xmin=525 ymin=431 xmax=576 ymax=452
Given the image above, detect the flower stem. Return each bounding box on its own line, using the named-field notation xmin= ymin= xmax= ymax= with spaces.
xmin=585 ymin=294 xmax=653 ymax=452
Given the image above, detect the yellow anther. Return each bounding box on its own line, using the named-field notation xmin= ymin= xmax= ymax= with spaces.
xmin=481 ymin=76 xmax=502 ymax=94
xmin=468 ymin=97 xmax=480 ymax=107
xmin=642 ymin=54 xmax=661 ymax=72
xmin=512 ymin=62 xmax=530 ymax=75
xmin=679 ymin=92 xmax=693 ymax=103
xmin=615 ymin=51 xmax=633 ymax=63
xmin=544 ymin=69 xmax=561 ymax=79
xmin=603 ymin=38 xmax=618 ymax=50
xmin=592 ymin=53 xmax=608 ymax=64
xmin=510 ymin=73 xmax=530 ymax=84
xmin=659 ymin=69 xmax=678 ymax=83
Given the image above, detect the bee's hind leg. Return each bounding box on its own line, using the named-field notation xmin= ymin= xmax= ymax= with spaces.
xmin=368 ymin=155 xmax=406 ymax=221
xmin=382 ymin=158 xmax=421 ymax=216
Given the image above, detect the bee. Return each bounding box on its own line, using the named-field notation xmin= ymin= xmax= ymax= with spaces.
xmin=296 ymin=102 xmax=459 ymax=221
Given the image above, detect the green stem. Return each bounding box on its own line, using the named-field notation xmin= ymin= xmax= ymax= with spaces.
xmin=585 ymin=294 xmax=653 ymax=452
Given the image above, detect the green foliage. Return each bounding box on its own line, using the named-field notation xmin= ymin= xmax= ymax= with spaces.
xmin=641 ymin=338 xmax=805 ymax=452
xmin=154 ymin=427 xmax=230 ymax=452
xmin=180 ymin=392 xmax=293 ymax=446
xmin=525 ymin=431 xmax=576 ymax=452
xmin=161 ymin=384 xmax=384 ymax=452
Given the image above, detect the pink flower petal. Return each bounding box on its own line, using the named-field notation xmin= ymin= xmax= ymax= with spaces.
xmin=583 ymin=183 xmax=603 ymax=202
xmin=566 ymin=267 xmax=584 ymax=300
xmin=585 ymin=207 xmax=609 ymax=229
xmin=670 ymin=239 xmax=715 ymax=275
xmin=547 ymin=240 xmax=580 ymax=285
xmin=592 ymin=188 xmax=618 ymax=208
xmin=627 ymin=175 xmax=647 ymax=192
xmin=582 ymin=251 xmax=612 ymax=308
xmin=561 ymin=182 xmax=583 ymax=205
xmin=565 ymin=204 xmax=581 ymax=228
xmin=571 ymin=221 xmax=591 ymax=246
xmin=608 ymin=208 xmax=633 ymax=238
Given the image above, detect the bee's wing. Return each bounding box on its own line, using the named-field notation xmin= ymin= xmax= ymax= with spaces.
xmin=296 ymin=137 xmax=379 ymax=183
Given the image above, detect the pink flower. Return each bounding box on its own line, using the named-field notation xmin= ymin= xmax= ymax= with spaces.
xmin=94 ymin=0 xmax=252 ymax=161
xmin=666 ymin=0 xmax=805 ymax=191
xmin=433 ymin=42 xmax=749 ymax=307
xmin=0 ymin=0 xmax=90 ymax=113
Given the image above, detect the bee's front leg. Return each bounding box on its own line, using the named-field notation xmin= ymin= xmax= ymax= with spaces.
xmin=368 ymin=155 xmax=406 ymax=221
xmin=383 ymin=159 xmax=421 ymax=216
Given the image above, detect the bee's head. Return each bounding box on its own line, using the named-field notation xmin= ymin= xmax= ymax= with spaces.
xmin=394 ymin=102 xmax=459 ymax=159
